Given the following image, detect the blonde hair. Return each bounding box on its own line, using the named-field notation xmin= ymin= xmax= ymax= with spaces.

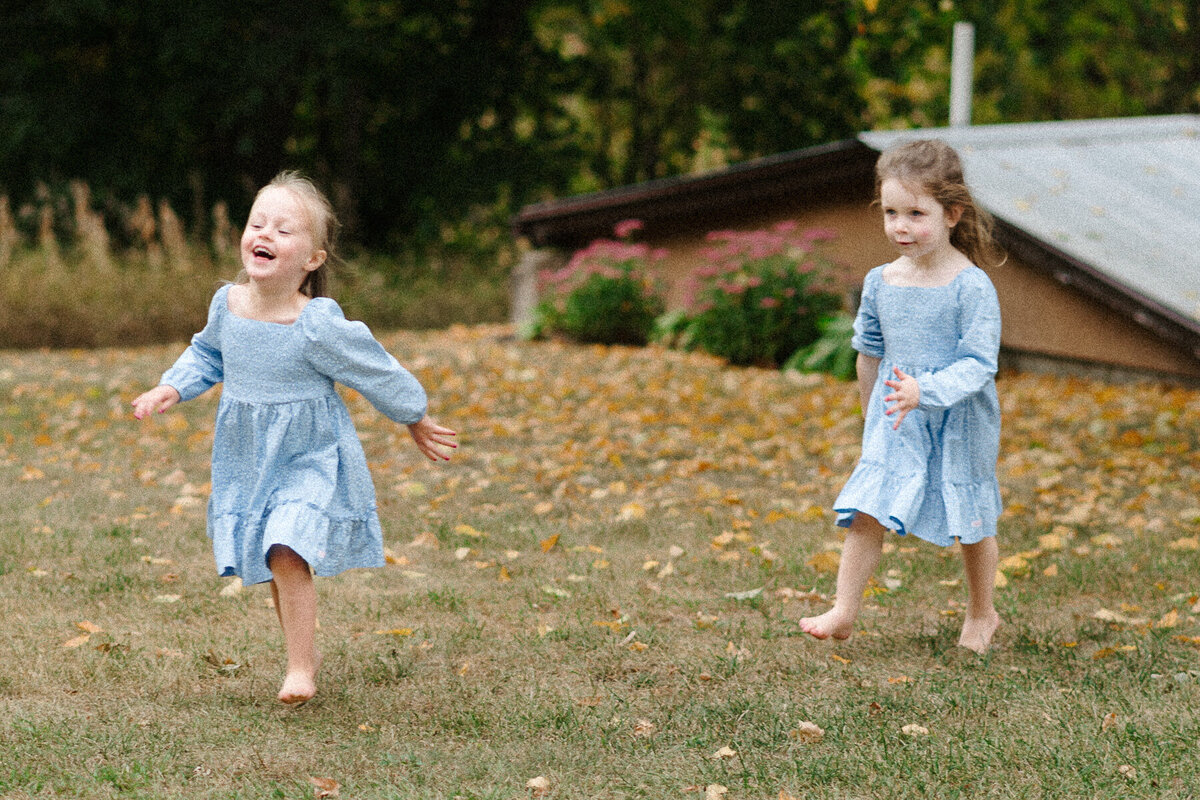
xmin=874 ymin=139 xmax=1005 ymax=270
xmin=251 ymin=170 xmax=341 ymax=298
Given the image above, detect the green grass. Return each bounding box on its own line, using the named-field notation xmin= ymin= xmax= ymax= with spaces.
xmin=1 ymin=330 xmax=1199 ymax=798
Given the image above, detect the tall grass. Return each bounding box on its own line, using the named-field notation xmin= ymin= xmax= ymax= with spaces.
xmin=1 ymin=184 xmax=511 ymax=349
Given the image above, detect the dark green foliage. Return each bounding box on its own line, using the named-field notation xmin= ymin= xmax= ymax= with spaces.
xmin=534 ymin=223 xmax=666 ymax=346
xmin=677 ymin=224 xmax=843 ymax=367
xmin=784 ymin=312 xmax=858 ymax=381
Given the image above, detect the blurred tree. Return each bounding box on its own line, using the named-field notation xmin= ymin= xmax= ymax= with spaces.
xmin=0 ymin=0 xmax=1195 ymax=249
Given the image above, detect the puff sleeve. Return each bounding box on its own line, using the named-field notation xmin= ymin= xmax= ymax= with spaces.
xmin=851 ymin=267 xmax=885 ymax=358
xmin=916 ymin=270 xmax=1001 ymax=409
xmin=301 ymin=298 xmax=428 ymax=424
xmin=160 ymin=287 xmax=226 ymax=402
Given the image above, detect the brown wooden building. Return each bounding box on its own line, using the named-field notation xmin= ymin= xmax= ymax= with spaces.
xmin=513 ymin=116 xmax=1200 ymax=382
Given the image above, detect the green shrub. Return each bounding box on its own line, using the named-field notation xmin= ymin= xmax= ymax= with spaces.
xmin=783 ymin=311 xmax=857 ymax=380
xmin=676 ymin=223 xmax=843 ymax=366
xmin=533 ymin=220 xmax=665 ymax=346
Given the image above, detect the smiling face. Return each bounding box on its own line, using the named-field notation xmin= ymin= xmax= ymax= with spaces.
xmin=879 ymin=177 xmax=963 ymax=263
xmin=240 ymin=186 xmax=326 ymax=291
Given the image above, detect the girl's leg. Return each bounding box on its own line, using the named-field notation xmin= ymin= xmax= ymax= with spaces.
xmin=267 ymin=545 xmax=320 ymax=704
xmin=958 ymin=537 xmax=1001 ymax=653
xmin=800 ymin=514 xmax=886 ymax=640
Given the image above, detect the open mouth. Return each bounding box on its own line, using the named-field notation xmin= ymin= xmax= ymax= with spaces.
xmin=252 ymin=246 xmax=276 ymax=260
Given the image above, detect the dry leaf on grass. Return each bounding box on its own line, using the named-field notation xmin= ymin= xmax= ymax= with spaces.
xmin=408 ymin=531 xmax=439 ymax=548
xmin=705 ymin=785 xmax=728 ymax=800
xmin=901 ymin=723 xmax=930 ymax=736
xmin=790 ymin=721 xmax=824 ymax=743
xmin=1101 ymin=711 xmax=1119 ymax=732
xmin=806 ymin=550 xmax=840 ymax=574
xmin=711 ymin=745 xmax=737 ymax=760
xmin=308 ymin=776 xmax=339 ymax=798
xmin=1156 ymin=609 xmax=1180 ymax=629
xmin=526 ymin=775 xmax=552 ymax=797
xmin=632 ymin=718 xmax=655 ymax=737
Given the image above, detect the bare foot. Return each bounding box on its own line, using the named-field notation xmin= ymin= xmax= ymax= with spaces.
xmin=278 ymin=671 xmax=316 ymax=705
xmin=278 ymin=653 xmax=322 ymax=705
xmin=799 ymin=608 xmax=855 ymax=641
xmin=957 ymin=611 xmax=1001 ymax=654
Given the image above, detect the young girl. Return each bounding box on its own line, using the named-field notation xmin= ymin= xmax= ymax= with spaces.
xmin=800 ymin=139 xmax=1004 ymax=654
xmin=133 ymin=171 xmax=456 ymax=703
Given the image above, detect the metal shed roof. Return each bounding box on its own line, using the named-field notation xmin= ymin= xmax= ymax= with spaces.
xmin=860 ymin=116 xmax=1200 ymax=337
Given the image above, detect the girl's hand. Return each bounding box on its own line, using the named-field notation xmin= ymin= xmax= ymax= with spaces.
xmin=883 ymin=366 xmax=920 ymax=429
xmin=132 ymin=385 xmax=181 ymax=419
xmin=407 ymin=415 xmax=457 ymax=461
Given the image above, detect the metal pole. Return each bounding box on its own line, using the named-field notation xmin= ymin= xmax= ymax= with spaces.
xmin=950 ymin=21 xmax=975 ymax=127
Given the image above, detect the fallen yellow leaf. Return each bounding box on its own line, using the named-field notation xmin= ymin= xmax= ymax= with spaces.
xmin=540 ymin=533 xmax=560 ymax=552
xmin=806 ymin=550 xmax=840 ymax=574
xmin=619 ymin=501 xmax=646 ymax=520
xmin=1155 ymin=609 xmax=1180 ymax=629
xmin=1092 ymin=645 xmax=1137 ymax=660
xmin=1038 ymin=532 xmax=1065 ymax=551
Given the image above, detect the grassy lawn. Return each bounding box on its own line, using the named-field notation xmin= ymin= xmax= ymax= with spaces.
xmin=1 ymin=326 xmax=1199 ymax=799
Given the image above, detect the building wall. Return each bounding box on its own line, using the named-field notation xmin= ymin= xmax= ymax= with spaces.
xmin=620 ymin=201 xmax=1200 ymax=379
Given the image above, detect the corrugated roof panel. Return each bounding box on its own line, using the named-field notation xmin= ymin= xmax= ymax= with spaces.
xmin=860 ymin=116 xmax=1200 ymax=324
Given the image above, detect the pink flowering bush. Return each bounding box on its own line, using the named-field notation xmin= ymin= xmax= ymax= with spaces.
xmin=676 ymin=222 xmax=843 ymax=367
xmin=534 ymin=220 xmax=666 ymax=346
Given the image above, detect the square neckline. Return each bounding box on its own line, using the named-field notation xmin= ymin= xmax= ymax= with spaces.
xmin=880 ymin=264 xmax=975 ymax=289
xmin=223 ymin=284 xmax=315 ymax=327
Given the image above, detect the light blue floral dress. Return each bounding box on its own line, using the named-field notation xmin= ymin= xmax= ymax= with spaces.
xmin=834 ymin=265 xmax=1002 ymax=546
xmin=161 ymin=285 xmax=427 ymax=584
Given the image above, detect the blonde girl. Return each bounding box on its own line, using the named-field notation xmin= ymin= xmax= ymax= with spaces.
xmin=134 ymin=171 xmax=456 ymax=702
